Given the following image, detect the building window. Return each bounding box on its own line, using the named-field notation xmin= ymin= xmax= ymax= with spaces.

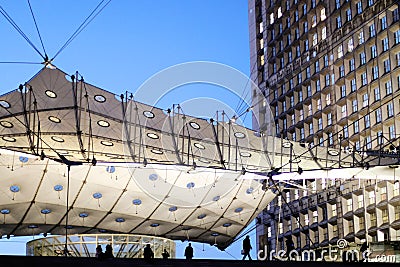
xmin=296 ymin=45 xmax=301 ymax=57
xmin=369 ymin=24 xmax=376 ymax=38
xmin=305 ymin=39 xmax=309 ymax=51
xmin=396 ymin=53 xmax=400 ymax=67
xmin=309 ymin=123 xmax=314 ymax=134
xmin=374 ymin=87 xmax=381 ymax=101
xmin=340 ymin=85 xmax=346 ymax=98
xmin=270 ymin=13 xmax=275 ymax=24
xmin=315 ymin=60 xmax=320 ymax=72
xmin=328 ymin=132 xmax=334 ymax=146
xmin=325 ymin=74 xmax=330 ymax=86
xmin=338 ymin=44 xmax=343 ymax=58
xmin=382 ymin=38 xmax=389 ymax=52
xmin=381 ymin=16 xmax=387 ymax=30
xmin=318 ymin=118 xmax=323 ymax=130
xmin=381 ymin=186 xmax=387 ymax=201
xmin=288 ymin=51 xmax=292 ymax=63
xmin=317 ymin=99 xmax=322 ymax=110
xmin=354 ymin=120 xmax=359 ymax=133
xmin=361 ymin=72 xmax=367 ymax=86
xmin=359 ymin=31 xmax=365 ymax=45
xmin=324 ymin=54 xmax=329 ymax=67
xmin=347 ymin=198 xmax=353 ymax=211
xmin=369 ymin=191 xmax=376 ymax=204
xmin=299 ymin=91 xmax=303 ymax=101
xmin=376 ymin=108 xmax=382 ymax=122
xmin=372 ymin=65 xmax=379 ymax=80
xmin=313 ymin=210 xmax=318 ymax=223
xmin=339 ymin=65 xmax=345 ymax=78
xmin=383 ymin=208 xmax=389 ymax=223
xmin=360 ymin=52 xmax=366 ymax=65
xmin=371 ymin=45 xmax=377 ymax=58
xmin=388 ymin=102 xmax=394 ymax=118
xmin=358 ymin=195 xmax=364 ymax=208
xmin=303 ymin=21 xmax=308 ymax=34
xmin=384 ymin=59 xmax=391 ymax=73
xmin=321 ymin=8 xmax=326 ymax=21
xmin=356 ymin=1 xmax=363 ymax=14
xmin=316 ymin=79 xmax=321 ymax=91
xmin=359 ymin=216 xmax=365 ymax=229
xmin=362 ymin=93 xmax=369 ymax=107
xmin=351 ymin=79 xmax=357 ymax=92
xmin=298 ymin=72 xmax=303 ymax=84
xmin=300 ymin=127 xmax=305 ymax=139
xmin=394 ymin=8 xmax=399 ymax=22
xmin=326 ymin=93 xmax=331 ymax=105
xmin=278 ymin=7 xmax=282 ymax=18
xmin=336 ymin=16 xmax=342 ymax=29
xmin=295 ymin=10 xmax=299 ymax=21
xmin=396 ymin=205 xmax=400 ymax=221
xmin=343 ymin=125 xmax=349 ymax=138
xmin=371 ymin=212 xmax=377 ymax=227
xmin=322 ymin=26 xmax=326 ymax=40
xmin=368 ymin=0 xmax=374 ymax=7
xmin=346 ymin=8 xmax=352 ymax=21
xmin=279 ymin=222 xmax=283 ymax=234
xmin=332 ymin=204 xmax=337 ymax=217
xmin=348 ymin=38 xmax=354 ymax=52
xmin=327 ymin=113 xmax=332 ymax=125
xmin=365 ymin=114 xmax=370 ymax=128
xmin=389 ymin=124 xmax=396 ymax=139
xmin=295 ymin=28 xmax=300 ymax=39
xmin=366 ymin=135 xmax=372 ymax=149
xmin=349 ymin=58 xmax=355 ymax=71
xmin=386 ymin=81 xmax=393 ymax=95
xmin=395 ymin=182 xmax=400 ymax=197
xmin=303 ymin=4 xmax=307 ymax=15
xmin=335 ymin=0 xmax=341 ymax=9
xmin=352 ymin=99 xmax=358 ymax=113
xmin=341 ymin=105 xmax=347 ymax=118
xmin=313 ymin=33 xmax=318 ymax=46
xmin=394 ymin=30 xmax=400 ymax=45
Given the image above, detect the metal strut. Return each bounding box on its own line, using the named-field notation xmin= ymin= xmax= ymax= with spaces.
xmin=167 ymin=108 xmax=184 ymax=165
xmin=210 ymin=118 xmax=226 ymax=169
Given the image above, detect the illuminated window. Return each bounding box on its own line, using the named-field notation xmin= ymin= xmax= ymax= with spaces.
xmin=369 ymin=23 xmax=376 ymax=37
xmin=386 ymin=81 xmax=393 ymax=95
xmin=278 ymin=7 xmax=282 ymax=18
xmin=332 ymin=204 xmax=337 ymax=216
xmin=349 ymin=58 xmax=355 ymax=71
xmin=356 ymin=1 xmax=363 ymax=14
xmin=321 ymin=26 xmax=327 ymax=40
xmin=381 ymin=16 xmax=387 ymax=30
xmin=384 ymin=59 xmax=391 ymax=73
xmin=383 ymin=208 xmax=389 ymax=223
xmin=270 ymin=13 xmax=274 ymax=24
xmin=347 ymin=198 xmax=353 ymax=211
xmin=321 ymin=8 xmax=326 ymax=21
xmin=346 ymin=8 xmax=352 ymax=21
xmin=338 ymin=44 xmax=343 ymax=58
xmin=359 ymin=31 xmax=365 ymax=44
xmin=313 ymin=210 xmax=318 ymax=223
xmin=371 ymin=212 xmax=377 ymax=227
xmin=394 ymin=182 xmax=400 ymax=196
xmin=389 ymin=124 xmax=396 ymax=139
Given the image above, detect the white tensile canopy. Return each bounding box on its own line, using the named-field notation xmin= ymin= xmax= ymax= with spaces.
xmin=0 ymin=67 xmax=356 ymax=247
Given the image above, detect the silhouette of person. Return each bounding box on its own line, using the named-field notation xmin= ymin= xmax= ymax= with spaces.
xmin=162 ymin=249 xmax=170 ymax=259
xmin=242 ymin=235 xmax=252 ymax=260
xmin=360 ymin=241 xmax=369 ymax=262
xmin=184 ymin=243 xmax=194 ymax=260
xmin=104 ymin=244 xmax=114 ymax=259
xmin=143 ymin=244 xmax=154 ymax=260
xmin=285 ymin=236 xmax=295 ymax=260
xmin=95 ymin=245 xmax=104 ymax=259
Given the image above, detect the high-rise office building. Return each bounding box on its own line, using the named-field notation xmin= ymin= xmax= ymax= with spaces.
xmin=248 ymin=0 xmax=400 ymax=260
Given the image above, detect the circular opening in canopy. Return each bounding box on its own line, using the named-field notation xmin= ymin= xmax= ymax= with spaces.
xmin=54 ymin=185 xmax=63 ymax=191
xmin=151 ymin=149 xmax=163 ymax=154
xmin=19 ymin=156 xmax=29 ymax=163
xmin=212 ymin=196 xmax=220 ymax=202
xmin=93 ymin=192 xmax=102 ymax=199
xmin=116 ymin=218 xmax=125 ymax=223
xmin=223 ymin=223 xmax=232 ymax=227
xmin=101 ymin=141 xmax=114 ymax=147
xmin=234 ymin=132 xmax=246 ymax=139
xmin=186 ymin=182 xmax=195 ymax=189
xmin=169 ymin=206 xmax=177 ymax=212
xmin=189 ymin=121 xmax=200 ymax=130
xmin=94 ymin=95 xmax=106 ymax=103
xmin=10 ymin=185 xmax=20 ymax=192
xmin=234 ymin=207 xmax=243 ymax=213
xmin=97 ymin=120 xmax=110 ymax=127
xmin=246 ymin=188 xmax=254 ymax=194
xmin=0 ymin=209 xmax=10 ymax=214
xmin=45 ymin=90 xmax=57 ymax=98
xmin=2 ymin=136 xmax=16 ymax=142
xmin=106 ymin=166 xmax=115 ymax=173
xmin=240 ymin=152 xmax=251 ymax=158
xmin=0 ymin=121 xmax=13 ymax=128
xmin=28 ymin=225 xmax=38 ymax=229
xmin=143 ymin=111 xmax=155 ymax=119
xmin=79 ymin=213 xmax=88 ymax=218
xmin=51 ymin=136 xmax=65 ymax=143
xmin=48 ymin=116 xmax=61 ymax=123
xmin=197 ymin=214 xmax=206 ymax=219
xmin=0 ymin=100 xmax=11 ymax=109
xmin=41 ymin=209 xmax=51 ymax=214
xmin=132 ymin=199 xmax=142 ymax=205
xmin=150 ymin=223 xmax=160 ymax=227
xmin=146 ymin=133 xmax=159 ymax=139
xmin=194 ymin=143 xmax=205 ymax=150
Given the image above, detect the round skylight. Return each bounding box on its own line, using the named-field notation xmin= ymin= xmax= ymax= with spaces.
xmin=197 ymin=214 xmax=206 ymax=219
xmin=194 ymin=143 xmax=205 ymax=150
xmin=0 ymin=100 xmax=11 ymax=109
xmin=149 ymin=174 xmax=158 ymax=181
xmin=150 ymin=223 xmax=160 ymax=227
xmin=212 ymin=196 xmax=220 ymax=202
xmin=106 ymin=166 xmax=115 ymax=173
xmin=10 ymin=185 xmax=20 ymax=193
xmin=186 ymin=182 xmax=195 ymax=189
xmin=48 ymin=116 xmax=61 ymax=123
xmin=240 ymin=152 xmax=251 ymax=158
xmin=234 ymin=132 xmax=246 ymax=139
xmin=116 ymin=218 xmax=125 ymax=223
xmin=54 ymin=185 xmax=63 ymax=191
xmin=146 ymin=133 xmax=159 ymax=139
xmin=132 ymin=199 xmax=142 ymax=205
xmin=28 ymin=225 xmax=38 ymax=229
xmin=93 ymin=192 xmax=102 ymax=199
xmin=0 ymin=209 xmax=10 ymax=214
xmin=19 ymin=156 xmax=28 ymax=163
xmin=189 ymin=121 xmax=200 ymax=130
xmin=79 ymin=212 xmax=89 ymax=218
xmin=234 ymin=207 xmax=243 ymax=213
xmin=0 ymin=121 xmax=13 ymax=128
xmin=143 ymin=111 xmax=155 ymax=119
xmin=2 ymin=136 xmax=16 ymax=142
xmin=101 ymin=141 xmax=114 ymax=147
xmin=97 ymin=120 xmax=110 ymax=127
xmin=151 ymin=149 xmax=163 ymax=154
xmin=94 ymin=95 xmax=106 ymax=103
xmin=169 ymin=206 xmax=178 ymax=212
xmin=246 ymin=187 xmax=254 ymax=194
xmin=223 ymin=223 xmax=232 ymax=227
xmin=45 ymin=90 xmax=57 ymax=98
xmin=51 ymin=136 xmax=65 ymax=143
xmin=41 ymin=209 xmax=51 ymax=214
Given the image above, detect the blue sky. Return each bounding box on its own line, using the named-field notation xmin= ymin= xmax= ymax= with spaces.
xmin=0 ymin=0 xmax=257 ymax=259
